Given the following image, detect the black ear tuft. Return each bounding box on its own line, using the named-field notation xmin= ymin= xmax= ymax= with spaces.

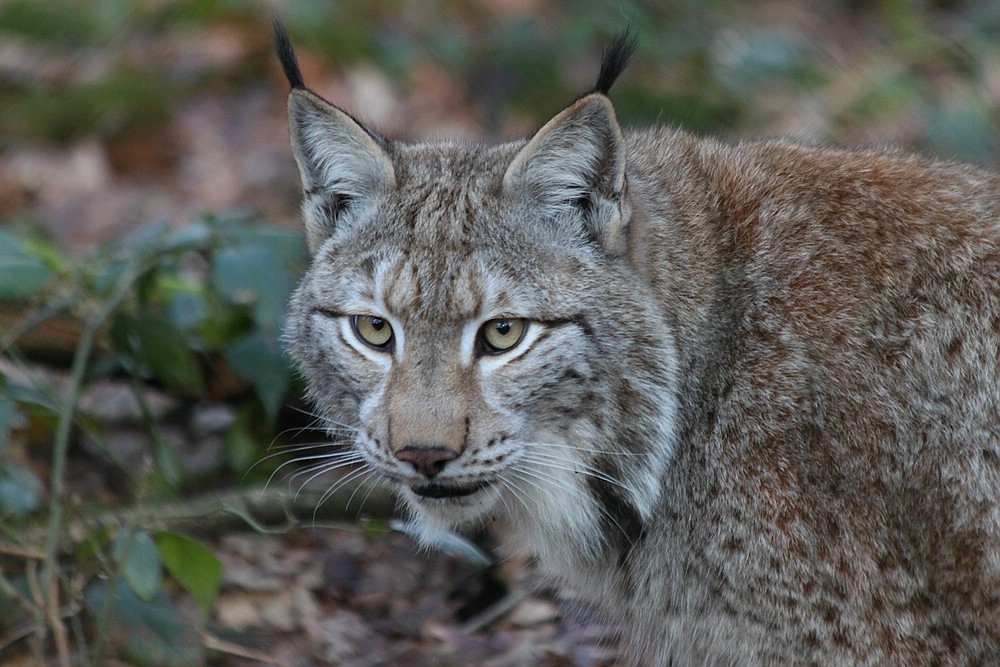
xmin=593 ymin=27 xmax=637 ymax=95
xmin=273 ymin=19 xmax=305 ymax=90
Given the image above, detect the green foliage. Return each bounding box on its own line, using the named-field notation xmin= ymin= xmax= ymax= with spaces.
xmin=0 ymin=379 xmax=25 ymax=444
xmin=112 ymin=311 xmax=207 ymax=397
xmin=1 ymin=213 xmax=306 ymax=488
xmin=0 ymin=0 xmax=107 ymax=46
xmin=148 ymin=0 xmax=258 ymax=25
xmin=0 ymin=463 xmax=42 ymax=519
xmin=224 ymin=331 xmax=290 ymax=426
xmin=104 ymin=528 xmax=222 ymax=631
xmin=0 ymin=374 xmax=42 ymax=521
xmin=224 ymin=402 xmax=265 ymax=475
xmin=84 ymin=579 xmax=204 ymax=667
xmin=211 ymin=230 xmax=301 ymax=333
xmin=925 ymin=101 xmax=1000 ymax=166
xmin=3 ymin=0 xmax=998 ymax=161
xmin=156 ymin=531 xmax=223 ymax=618
xmin=0 ymin=213 xmax=295 ymax=661
xmin=113 ymin=530 xmax=164 ymax=602
xmin=0 ymin=73 xmax=171 ymax=144
xmin=0 ymin=230 xmax=58 ymax=300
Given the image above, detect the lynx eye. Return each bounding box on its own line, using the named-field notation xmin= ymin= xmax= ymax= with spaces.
xmin=351 ymin=315 xmax=394 ymax=350
xmin=479 ymin=318 xmax=527 ymax=355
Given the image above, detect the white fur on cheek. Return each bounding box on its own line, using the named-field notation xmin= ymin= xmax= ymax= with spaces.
xmin=504 ymin=432 xmax=606 ymax=567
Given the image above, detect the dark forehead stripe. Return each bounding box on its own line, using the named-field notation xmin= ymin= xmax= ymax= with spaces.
xmin=348 ymin=143 xmax=527 ymax=321
xmin=377 ymin=169 xmax=499 ymax=319
xmin=382 ymin=258 xmax=422 ymax=312
xmin=411 ymin=178 xmax=487 ymax=244
xmin=381 ymin=247 xmax=488 ymax=322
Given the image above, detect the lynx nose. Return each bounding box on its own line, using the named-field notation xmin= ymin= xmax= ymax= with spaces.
xmin=395 ymin=446 xmax=458 ymax=478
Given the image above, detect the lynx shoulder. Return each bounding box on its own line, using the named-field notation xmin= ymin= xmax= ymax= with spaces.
xmin=275 ymin=22 xmax=1000 ymax=665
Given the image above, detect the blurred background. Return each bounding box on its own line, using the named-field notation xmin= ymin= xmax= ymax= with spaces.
xmin=3 ymin=0 xmax=1000 ymax=251
xmin=1 ymin=1 xmax=999 ymax=665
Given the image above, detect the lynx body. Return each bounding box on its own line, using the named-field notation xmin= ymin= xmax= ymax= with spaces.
xmin=277 ymin=26 xmax=1000 ymax=665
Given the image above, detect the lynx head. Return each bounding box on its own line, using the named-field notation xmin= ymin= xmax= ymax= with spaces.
xmin=277 ymin=23 xmax=679 ymax=562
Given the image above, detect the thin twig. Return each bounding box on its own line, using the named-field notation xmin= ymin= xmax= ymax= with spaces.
xmin=39 ymin=260 xmax=139 ymax=665
xmin=45 ymin=574 xmax=70 ymax=667
xmin=459 ymin=589 xmax=528 ymax=634
xmin=26 ymin=561 xmax=44 ymax=661
xmin=0 ymin=543 xmax=45 ymax=559
xmin=202 ymin=631 xmax=279 ymax=664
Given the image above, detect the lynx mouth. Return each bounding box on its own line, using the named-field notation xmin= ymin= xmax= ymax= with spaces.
xmin=410 ymin=481 xmax=490 ymax=499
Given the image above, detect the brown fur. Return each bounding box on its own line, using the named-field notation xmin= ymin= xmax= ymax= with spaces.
xmin=277 ymin=27 xmax=1000 ymax=664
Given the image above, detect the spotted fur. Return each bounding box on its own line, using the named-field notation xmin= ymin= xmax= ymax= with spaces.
xmin=278 ymin=24 xmax=1000 ymax=665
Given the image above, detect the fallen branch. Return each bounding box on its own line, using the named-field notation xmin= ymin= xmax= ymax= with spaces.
xmin=3 ymin=478 xmax=397 ymax=556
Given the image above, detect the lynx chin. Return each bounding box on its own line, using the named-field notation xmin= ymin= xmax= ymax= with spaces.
xmin=275 ymin=22 xmax=1000 ymax=666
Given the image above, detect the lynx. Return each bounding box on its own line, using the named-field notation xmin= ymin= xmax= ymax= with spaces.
xmin=275 ymin=23 xmax=1000 ymax=666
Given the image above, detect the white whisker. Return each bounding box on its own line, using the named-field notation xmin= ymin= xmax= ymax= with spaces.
xmin=313 ymin=465 xmax=377 ymax=522
xmin=355 ymin=472 xmax=390 ymax=510
xmin=510 ymin=464 xmax=633 ymax=548
xmin=505 ymin=466 xmax=582 ymax=502
xmin=246 ymin=441 xmax=341 ymax=484
xmin=268 ymin=414 xmax=356 ymax=443
xmin=525 ymin=441 xmax=642 ymax=457
xmin=342 ymin=466 xmax=383 ymax=512
xmin=270 ymin=450 xmax=364 ymax=490
xmin=255 ymin=442 xmax=341 ymax=471
xmin=496 ymin=476 xmax=532 ymax=516
xmin=518 ymin=451 xmax=629 ymax=491
xmin=289 ymin=454 xmax=366 ymax=498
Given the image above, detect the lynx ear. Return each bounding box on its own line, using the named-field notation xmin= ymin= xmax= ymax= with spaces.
xmin=503 ymin=93 xmax=628 ymax=254
xmin=287 ymin=90 xmax=396 ymax=251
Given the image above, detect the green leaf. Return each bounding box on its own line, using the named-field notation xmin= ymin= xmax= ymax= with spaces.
xmin=4 ymin=379 xmax=59 ymax=416
xmin=166 ymin=290 xmax=210 ymax=339
xmin=223 ymin=405 xmax=260 ymax=475
xmin=0 ymin=230 xmax=54 ymax=300
xmin=162 ymin=219 xmax=213 ymax=252
xmin=122 ymin=312 xmax=206 ymax=396
xmin=0 ymin=0 xmax=102 ymax=46
xmin=84 ymin=579 xmax=203 ymax=667
xmin=113 ymin=530 xmax=163 ymax=602
xmin=0 ymin=465 xmax=42 ymax=518
xmin=196 ymin=302 xmax=254 ymax=352
xmin=156 ymin=532 xmax=222 ymax=618
xmin=212 ymin=244 xmax=297 ymax=331
xmin=224 ymin=331 xmax=290 ymax=425
xmin=86 ymin=256 xmax=133 ymax=296
xmin=224 ymin=225 xmax=307 ymax=268
xmin=151 ymin=432 xmax=187 ymax=490
xmin=121 ymin=220 xmax=170 ymax=255
xmin=0 ymin=392 xmax=26 ymax=447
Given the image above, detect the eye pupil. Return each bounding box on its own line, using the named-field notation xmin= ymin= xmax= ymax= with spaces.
xmin=480 ymin=318 xmax=526 ymax=355
xmin=351 ymin=314 xmax=394 ymax=350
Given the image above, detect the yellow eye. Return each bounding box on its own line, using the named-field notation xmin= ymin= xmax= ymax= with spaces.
xmin=480 ymin=318 xmax=526 ymax=354
xmin=351 ymin=315 xmax=394 ymax=350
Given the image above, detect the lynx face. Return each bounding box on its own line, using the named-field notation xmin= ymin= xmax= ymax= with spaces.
xmin=276 ymin=25 xmax=678 ymax=557
xmin=285 ymin=128 xmax=679 ymax=558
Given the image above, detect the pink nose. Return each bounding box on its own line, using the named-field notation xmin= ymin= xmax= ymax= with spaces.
xmin=395 ymin=446 xmax=458 ymax=478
